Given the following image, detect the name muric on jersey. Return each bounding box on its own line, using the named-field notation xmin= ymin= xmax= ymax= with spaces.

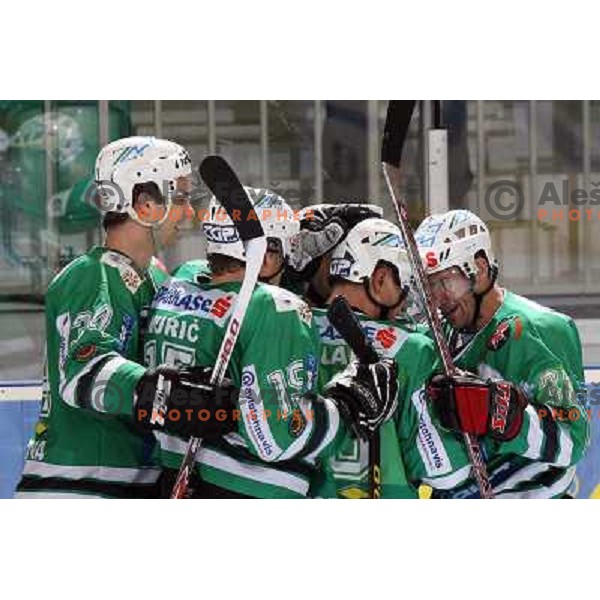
xmin=148 ymin=313 xmax=200 ymax=343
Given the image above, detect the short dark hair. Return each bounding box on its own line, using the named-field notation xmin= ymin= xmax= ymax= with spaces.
xmin=101 ymin=182 xmax=164 ymax=231
xmin=208 ymin=253 xmax=245 ymax=275
xmin=102 ymin=211 xmax=129 ymax=229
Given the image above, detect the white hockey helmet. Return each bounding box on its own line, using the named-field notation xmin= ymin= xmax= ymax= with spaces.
xmin=203 ymin=188 xmax=300 ymax=262
xmin=329 ymin=218 xmax=409 ymax=284
xmin=415 ymin=209 xmax=497 ymax=279
xmin=94 ymin=136 xmax=192 ymax=227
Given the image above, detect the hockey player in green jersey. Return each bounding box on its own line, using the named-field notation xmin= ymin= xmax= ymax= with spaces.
xmin=147 ymin=191 xmax=398 ymax=498
xmin=311 ymin=217 xmax=473 ymax=498
xmin=415 ymin=209 xmax=589 ymax=498
xmin=16 ymin=137 xmax=235 ymax=498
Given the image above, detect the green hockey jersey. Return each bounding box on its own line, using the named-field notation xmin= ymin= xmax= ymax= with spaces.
xmin=311 ymin=308 xmax=472 ymax=498
xmin=145 ymin=268 xmax=341 ymax=498
xmin=17 ymin=247 xmax=161 ymax=499
xmin=432 ymin=290 xmax=590 ymax=498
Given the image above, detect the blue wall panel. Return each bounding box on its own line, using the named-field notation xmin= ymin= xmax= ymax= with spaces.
xmin=0 ymin=401 xmax=40 ymax=498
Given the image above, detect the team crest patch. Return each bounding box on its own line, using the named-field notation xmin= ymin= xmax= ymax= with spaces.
xmin=487 ymin=320 xmax=511 ymax=351
xmin=298 ymin=303 xmax=313 ymax=326
xmin=101 ymin=252 xmax=143 ymax=293
xmin=270 ymin=287 xmax=312 ymax=325
xmin=288 ymin=410 xmax=307 ymax=438
xmin=121 ymin=268 xmax=142 ymax=294
xmin=375 ymin=327 xmax=397 ymax=350
xmin=75 ymin=344 xmax=97 ymax=362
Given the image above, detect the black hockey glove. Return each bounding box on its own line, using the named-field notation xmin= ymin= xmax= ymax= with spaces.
xmin=287 ymin=204 xmax=383 ymax=281
xmin=287 ymin=218 xmax=346 ymax=278
xmin=134 ymin=365 xmax=239 ymax=441
xmin=324 ymin=357 xmax=399 ymax=440
xmin=328 ymin=203 xmax=383 ymax=230
xmin=426 ymin=371 xmax=528 ymax=442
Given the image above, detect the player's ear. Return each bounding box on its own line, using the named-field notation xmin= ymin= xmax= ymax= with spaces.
xmin=134 ymin=194 xmax=163 ymax=225
xmin=370 ymin=264 xmax=387 ymax=294
xmin=475 ymin=255 xmax=487 ymax=274
xmin=474 ymin=255 xmax=491 ymax=285
xmin=260 ymin=249 xmax=281 ymax=278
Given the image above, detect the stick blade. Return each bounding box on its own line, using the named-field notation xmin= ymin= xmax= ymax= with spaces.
xmin=199 ymin=155 xmax=264 ymax=241
xmin=381 ymin=101 xmax=416 ymax=167
xmin=327 ymin=295 xmax=379 ymax=364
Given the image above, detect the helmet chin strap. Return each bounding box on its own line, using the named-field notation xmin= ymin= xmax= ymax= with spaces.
xmin=466 ymin=263 xmax=498 ymax=332
xmin=363 ymin=277 xmax=408 ymax=321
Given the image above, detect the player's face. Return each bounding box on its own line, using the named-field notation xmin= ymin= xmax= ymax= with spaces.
xmin=157 ymin=175 xmax=193 ymax=249
xmin=428 ymin=267 xmax=474 ymax=329
xmin=379 ymin=268 xmax=405 ymax=313
xmin=260 ymin=238 xmax=285 ymax=284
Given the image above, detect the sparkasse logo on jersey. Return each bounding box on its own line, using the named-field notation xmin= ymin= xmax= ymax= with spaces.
xmin=316 ymin=315 xmax=407 ymax=355
xmin=153 ymin=284 xmax=234 ymax=321
xmin=375 ymin=327 xmax=397 ymax=350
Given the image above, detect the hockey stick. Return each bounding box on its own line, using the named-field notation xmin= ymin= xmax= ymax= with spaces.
xmin=327 ymin=295 xmax=382 ymax=499
xmin=170 ymin=156 xmax=267 ymax=499
xmin=381 ymin=101 xmax=494 ymax=499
